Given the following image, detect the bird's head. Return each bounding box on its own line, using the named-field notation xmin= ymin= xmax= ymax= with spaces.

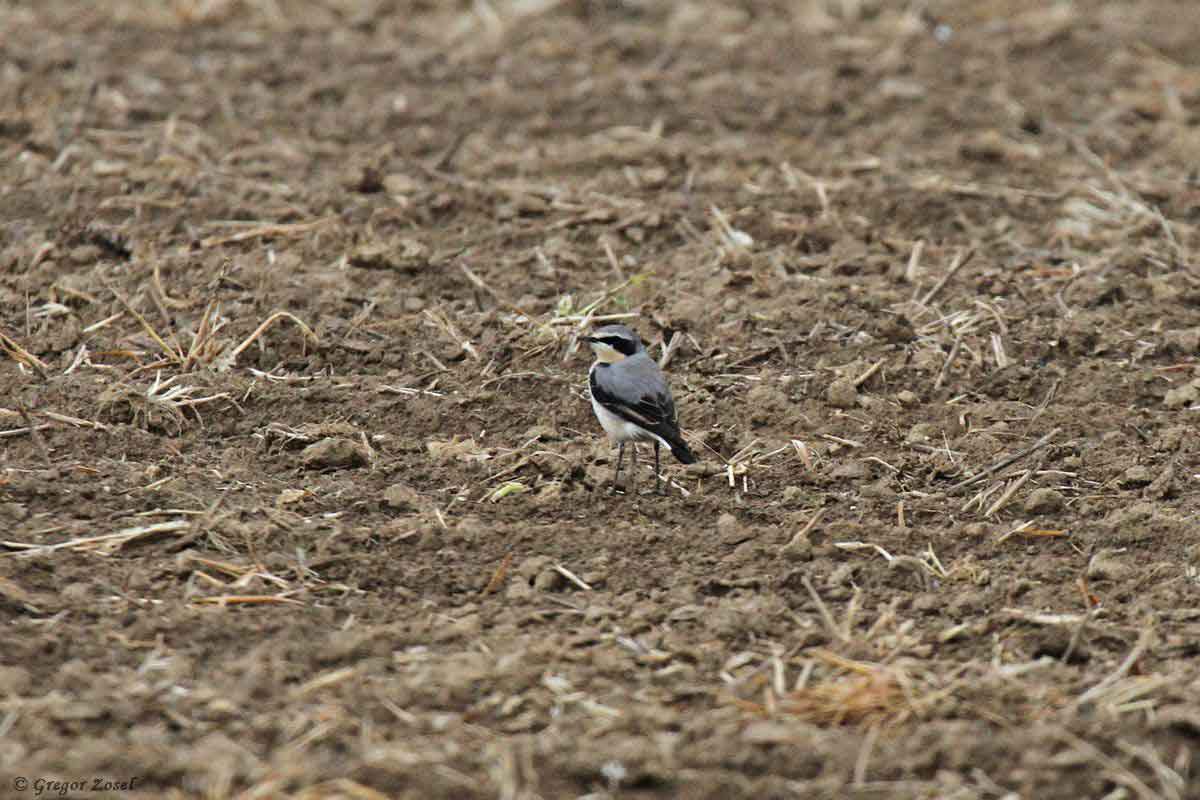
xmin=582 ymin=324 xmax=644 ymax=363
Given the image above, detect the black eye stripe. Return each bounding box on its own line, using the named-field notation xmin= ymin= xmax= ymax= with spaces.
xmin=607 ymin=337 xmax=638 ymax=355
xmin=589 ymin=331 xmax=640 ymax=355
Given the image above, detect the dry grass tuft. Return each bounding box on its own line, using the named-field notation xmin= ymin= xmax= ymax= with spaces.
xmin=2 ymin=518 xmax=191 ymax=555
xmin=98 ymin=371 xmax=231 ymax=432
xmin=108 ymin=285 xmax=317 ymax=373
xmin=0 ymin=328 xmax=50 ymax=377
xmin=780 ymin=658 xmax=908 ymax=728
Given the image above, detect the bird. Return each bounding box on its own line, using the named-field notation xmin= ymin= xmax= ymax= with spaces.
xmin=582 ymin=324 xmax=696 ymax=495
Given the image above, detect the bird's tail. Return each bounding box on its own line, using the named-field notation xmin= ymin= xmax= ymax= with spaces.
xmin=667 ymin=434 xmax=697 ymax=464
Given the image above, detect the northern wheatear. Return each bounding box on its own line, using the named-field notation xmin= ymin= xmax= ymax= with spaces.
xmin=582 ymin=325 xmax=696 ymax=494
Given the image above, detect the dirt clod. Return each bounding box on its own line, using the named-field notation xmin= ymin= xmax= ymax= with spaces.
xmin=1024 ymin=488 xmax=1065 ymax=514
xmin=825 ymin=378 xmax=859 ymax=409
xmin=0 ymin=666 xmax=32 ymax=696
xmin=1088 ymin=549 xmax=1135 ymax=582
xmin=1121 ymin=464 xmax=1154 ymax=487
xmin=383 ymin=483 xmax=422 ymax=511
xmin=1163 ymin=379 xmax=1200 ymax=408
xmin=300 ymin=438 xmax=370 ymax=469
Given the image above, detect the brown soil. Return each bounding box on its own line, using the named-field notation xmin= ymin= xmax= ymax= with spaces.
xmin=4 ymin=2 xmax=1200 ymax=798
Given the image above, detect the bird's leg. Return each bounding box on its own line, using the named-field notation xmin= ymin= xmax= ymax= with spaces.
xmin=630 ymin=442 xmax=638 ymax=495
xmin=654 ymin=441 xmax=662 ymax=495
xmin=612 ymin=443 xmax=625 ymax=494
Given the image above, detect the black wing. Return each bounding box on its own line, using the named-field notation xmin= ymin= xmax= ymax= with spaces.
xmin=590 ymin=363 xmax=680 ymax=439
